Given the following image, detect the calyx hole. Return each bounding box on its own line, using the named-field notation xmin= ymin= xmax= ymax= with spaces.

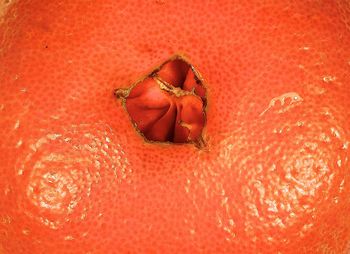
xmin=115 ymin=55 xmax=207 ymax=146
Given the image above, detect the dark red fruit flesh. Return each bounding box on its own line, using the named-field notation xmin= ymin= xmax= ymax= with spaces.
xmin=117 ymin=57 xmax=207 ymax=144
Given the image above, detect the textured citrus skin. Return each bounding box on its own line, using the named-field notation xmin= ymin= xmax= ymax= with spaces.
xmin=1 ymin=0 xmax=350 ymax=253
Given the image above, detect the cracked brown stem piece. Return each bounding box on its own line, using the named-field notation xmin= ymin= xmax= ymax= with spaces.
xmin=115 ymin=55 xmax=207 ymax=146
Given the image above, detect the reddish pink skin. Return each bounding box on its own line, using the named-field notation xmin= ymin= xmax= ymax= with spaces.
xmin=1 ymin=0 xmax=350 ymax=253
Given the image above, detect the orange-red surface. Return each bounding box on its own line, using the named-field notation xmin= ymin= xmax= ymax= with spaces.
xmin=1 ymin=0 xmax=350 ymax=253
